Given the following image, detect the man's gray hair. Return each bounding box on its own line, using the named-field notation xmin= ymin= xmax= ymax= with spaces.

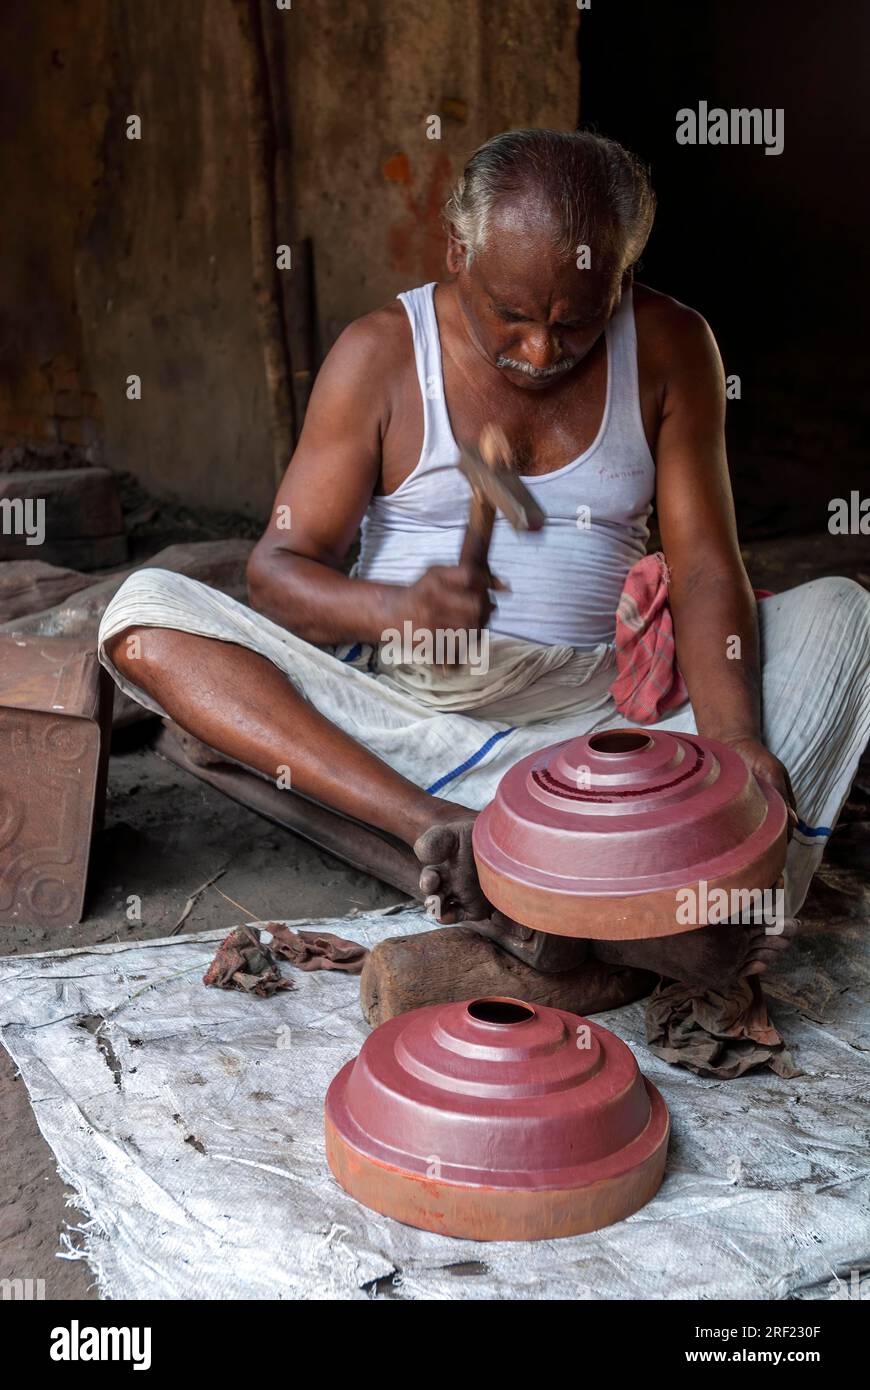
xmin=444 ymin=128 xmax=655 ymax=271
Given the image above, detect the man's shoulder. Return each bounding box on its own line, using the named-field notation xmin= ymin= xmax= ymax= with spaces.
xmin=632 ymin=282 xmax=720 ymax=373
xmin=327 ymin=297 xmax=414 ymax=372
xmin=307 ymin=297 xmax=417 ymax=419
xmin=633 ymin=282 xmax=711 ymax=341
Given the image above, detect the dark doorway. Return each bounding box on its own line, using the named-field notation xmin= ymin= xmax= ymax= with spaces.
xmin=580 ymin=1 xmax=870 ymax=538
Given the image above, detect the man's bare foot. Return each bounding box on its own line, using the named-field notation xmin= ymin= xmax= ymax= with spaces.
xmin=592 ymin=916 xmax=797 ymax=992
xmin=414 ymin=811 xmax=490 ymax=924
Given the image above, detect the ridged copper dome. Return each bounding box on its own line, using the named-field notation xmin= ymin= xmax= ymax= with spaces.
xmin=325 ymin=995 xmax=669 ymax=1240
xmin=473 ymin=728 xmax=787 ymax=939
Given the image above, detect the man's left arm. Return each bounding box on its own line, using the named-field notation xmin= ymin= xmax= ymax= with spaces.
xmin=653 ymin=304 xmax=796 ymax=816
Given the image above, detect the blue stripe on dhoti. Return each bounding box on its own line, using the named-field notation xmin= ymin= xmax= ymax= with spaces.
xmin=425 ymin=728 xmax=515 ymax=795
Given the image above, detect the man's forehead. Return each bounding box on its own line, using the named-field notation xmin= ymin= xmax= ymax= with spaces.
xmin=469 ymin=197 xmax=620 ymax=315
xmin=473 ymin=254 xmax=617 ymax=320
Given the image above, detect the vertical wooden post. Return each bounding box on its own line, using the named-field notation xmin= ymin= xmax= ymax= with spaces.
xmin=230 ymin=0 xmax=296 ymax=488
xmin=260 ymin=5 xmax=319 ymax=430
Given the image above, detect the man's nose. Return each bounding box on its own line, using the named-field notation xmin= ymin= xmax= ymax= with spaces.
xmin=522 ymin=328 xmax=561 ymax=370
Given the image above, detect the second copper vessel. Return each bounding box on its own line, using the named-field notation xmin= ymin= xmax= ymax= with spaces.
xmin=473 ymin=728 xmax=787 ymax=940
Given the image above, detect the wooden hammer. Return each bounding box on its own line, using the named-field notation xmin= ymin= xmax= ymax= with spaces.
xmin=458 ymin=423 xmax=545 ymax=583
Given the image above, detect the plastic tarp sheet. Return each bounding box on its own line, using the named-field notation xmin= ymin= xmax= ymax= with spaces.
xmin=1 ymin=905 xmax=868 ymax=1300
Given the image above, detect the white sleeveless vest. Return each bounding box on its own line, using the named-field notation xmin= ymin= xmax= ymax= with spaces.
xmin=355 ymin=282 xmax=655 ymax=649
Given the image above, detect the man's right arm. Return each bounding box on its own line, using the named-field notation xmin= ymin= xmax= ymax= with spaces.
xmin=247 ymin=312 xmax=491 ymax=646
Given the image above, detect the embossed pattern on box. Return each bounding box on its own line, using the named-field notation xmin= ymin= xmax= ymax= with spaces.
xmin=0 ymin=637 xmax=108 ymax=926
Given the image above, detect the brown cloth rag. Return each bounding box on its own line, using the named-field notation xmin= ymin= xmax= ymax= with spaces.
xmin=266 ymin=923 xmax=369 ymax=976
xmin=203 ymin=926 xmax=292 ymax=998
xmin=646 ymin=974 xmax=800 ymax=1079
xmin=203 ymin=923 xmax=369 ymax=997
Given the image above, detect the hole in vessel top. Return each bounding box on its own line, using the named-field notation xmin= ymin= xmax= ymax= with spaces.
xmin=588 ymin=730 xmax=652 ymax=755
xmin=467 ymin=998 xmax=535 ymax=1025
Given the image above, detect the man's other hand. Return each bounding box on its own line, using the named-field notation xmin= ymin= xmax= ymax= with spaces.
xmin=721 ymin=734 xmax=798 ymax=839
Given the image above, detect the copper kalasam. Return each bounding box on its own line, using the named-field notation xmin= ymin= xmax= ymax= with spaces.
xmin=325 ymin=995 xmax=669 ymax=1241
xmin=472 ymin=728 xmax=788 ymax=940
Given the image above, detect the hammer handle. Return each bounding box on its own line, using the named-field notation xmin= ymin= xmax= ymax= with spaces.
xmin=460 ymin=493 xmax=496 ymax=577
xmin=434 ymin=495 xmax=494 ymax=675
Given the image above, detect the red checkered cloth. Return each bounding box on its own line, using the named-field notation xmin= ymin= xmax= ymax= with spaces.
xmin=610 ymin=552 xmax=689 ymax=724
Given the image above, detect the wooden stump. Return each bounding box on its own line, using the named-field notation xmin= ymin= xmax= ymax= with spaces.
xmin=360 ymin=925 xmax=656 ymax=1027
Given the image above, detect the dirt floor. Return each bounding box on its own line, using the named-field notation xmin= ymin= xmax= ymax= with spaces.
xmin=0 ymin=530 xmax=867 ymax=1299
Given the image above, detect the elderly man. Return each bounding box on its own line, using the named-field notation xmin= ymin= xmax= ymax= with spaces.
xmin=99 ymin=129 xmax=870 ymax=987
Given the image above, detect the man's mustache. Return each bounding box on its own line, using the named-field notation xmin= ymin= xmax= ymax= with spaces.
xmin=495 ymin=354 xmax=580 ymax=379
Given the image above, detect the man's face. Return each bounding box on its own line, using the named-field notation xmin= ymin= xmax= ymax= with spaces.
xmin=448 ymin=197 xmax=624 ymax=391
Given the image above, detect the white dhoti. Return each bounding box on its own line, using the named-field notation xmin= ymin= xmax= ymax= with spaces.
xmin=98 ymin=569 xmax=870 ymax=919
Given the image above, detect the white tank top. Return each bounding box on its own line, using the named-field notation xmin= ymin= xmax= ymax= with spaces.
xmin=355 ymin=282 xmax=655 ymax=649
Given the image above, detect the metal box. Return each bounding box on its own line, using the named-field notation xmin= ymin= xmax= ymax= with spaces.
xmin=0 ymin=636 xmax=111 ymax=926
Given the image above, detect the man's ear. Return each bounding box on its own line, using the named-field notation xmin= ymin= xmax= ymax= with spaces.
xmin=446 ymin=229 xmax=468 ymax=275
